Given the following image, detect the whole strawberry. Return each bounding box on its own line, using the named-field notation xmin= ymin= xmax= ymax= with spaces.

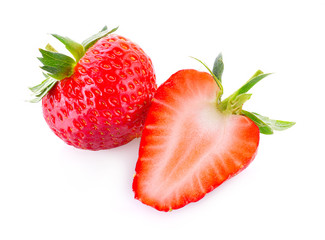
xmin=30 ymin=27 xmax=157 ymax=150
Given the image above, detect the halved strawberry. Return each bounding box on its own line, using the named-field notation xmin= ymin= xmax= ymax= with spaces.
xmin=133 ymin=54 xmax=295 ymax=211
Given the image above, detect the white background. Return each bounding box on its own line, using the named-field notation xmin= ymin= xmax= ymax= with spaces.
xmin=1 ymin=0 xmax=324 ymax=239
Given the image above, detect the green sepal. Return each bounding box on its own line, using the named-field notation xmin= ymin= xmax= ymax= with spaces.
xmin=190 ymin=56 xmax=223 ymax=100
xmin=212 ymin=53 xmax=224 ymax=83
xmin=241 ymin=110 xmax=274 ymax=134
xmin=52 ymin=34 xmax=85 ymax=62
xmin=30 ymin=26 xmax=119 ymax=103
xmin=38 ymin=48 xmax=76 ymax=80
xmin=29 ymin=75 xmax=58 ymax=103
xmin=219 ymin=70 xmax=271 ymax=112
xmin=247 ymin=69 xmax=264 ymax=81
xmin=45 ymin=43 xmax=57 ymax=52
xmin=250 ymin=112 xmax=296 ymax=131
xmin=235 ymin=71 xmax=272 ymax=96
xmin=242 ymin=110 xmax=296 ymax=134
xmin=82 ymin=26 xmax=119 ymax=52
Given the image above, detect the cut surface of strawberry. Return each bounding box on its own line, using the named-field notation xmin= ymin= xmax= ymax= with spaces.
xmin=133 ymin=70 xmax=259 ymax=211
xmin=133 ymin=54 xmax=295 ymax=211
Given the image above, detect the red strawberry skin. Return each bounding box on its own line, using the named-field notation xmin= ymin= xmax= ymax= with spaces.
xmin=42 ymin=34 xmax=157 ymax=150
xmin=133 ymin=70 xmax=259 ymax=211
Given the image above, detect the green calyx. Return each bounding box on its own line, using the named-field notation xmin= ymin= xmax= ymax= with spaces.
xmin=29 ymin=26 xmax=118 ymax=103
xmin=193 ymin=53 xmax=295 ymax=134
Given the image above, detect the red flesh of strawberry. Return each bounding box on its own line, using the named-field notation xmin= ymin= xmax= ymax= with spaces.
xmin=133 ymin=69 xmax=259 ymax=211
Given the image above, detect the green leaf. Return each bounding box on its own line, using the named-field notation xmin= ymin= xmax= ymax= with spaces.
xmin=212 ymin=53 xmax=224 ymax=83
xmin=38 ymin=48 xmax=75 ymax=80
xmin=45 ymin=43 xmax=58 ymax=52
xmin=235 ymin=71 xmax=272 ymax=96
xmin=251 ymin=112 xmax=296 ymax=131
xmin=219 ymin=70 xmax=271 ymax=113
xmin=241 ymin=110 xmax=274 ymax=134
xmin=29 ymin=75 xmax=58 ymax=103
xmin=242 ymin=110 xmax=295 ymax=134
xmin=190 ymin=56 xmax=223 ymax=100
xmin=52 ymin=34 xmax=85 ymax=62
xmin=31 ymin=27 xmax=117 ymax=103
xmin=82 ymin=26 xmax=119 ymax=51
xmin=247 ymin=70 xmax=264 ymax=82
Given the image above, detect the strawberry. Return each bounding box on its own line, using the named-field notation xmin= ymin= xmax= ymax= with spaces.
xmin=132 ymin=54 xmax=295 ymax=211
xmin=30 ymin=27 xmax=157 ymax=150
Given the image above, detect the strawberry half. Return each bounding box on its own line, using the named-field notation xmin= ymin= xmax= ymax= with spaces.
xmin=133 ymin=54 xmax=295 ymax=211
xmin=30 ymin=27 xmax=156 ymax=150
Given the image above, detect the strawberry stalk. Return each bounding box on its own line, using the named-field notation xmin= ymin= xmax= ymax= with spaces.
xmin=193 ymin=54 xmax=295 ymax=134
xmin=29 ymin=26 xmax=118 ymax=103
